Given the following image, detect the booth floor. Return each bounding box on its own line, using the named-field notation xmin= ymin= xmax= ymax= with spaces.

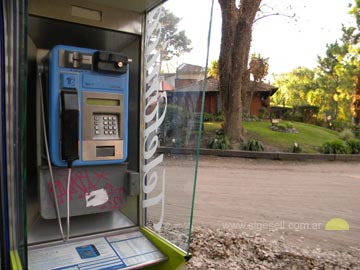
xmin=28 ymin=228 xmax=167 ymax=270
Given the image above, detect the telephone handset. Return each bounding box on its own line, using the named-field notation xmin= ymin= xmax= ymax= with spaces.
xmin=48 ymin=45 xmax=129 ymax=167
xmin=60 ymin=90 xmax=79 ymax=164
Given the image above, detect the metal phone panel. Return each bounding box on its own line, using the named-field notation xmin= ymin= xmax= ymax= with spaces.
xmin=48 ymin=45 xmax=129 ymax=167
xmin=39 ymin=164 xmax=128 ymax=219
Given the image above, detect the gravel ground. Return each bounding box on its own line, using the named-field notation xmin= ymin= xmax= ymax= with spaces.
xmin=155 ymin=222 xmax=360 ymax=270
xmin=185 ymin=226 xmax=360 ymax=270
xmin=154 ymin=156 xmax=360 ymax=269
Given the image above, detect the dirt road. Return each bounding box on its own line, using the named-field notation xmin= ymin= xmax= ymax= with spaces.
xmin=158 ymin=155 xmax=360 ymax=251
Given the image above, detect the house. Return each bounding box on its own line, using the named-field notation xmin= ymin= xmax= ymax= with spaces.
xmin=160 ymin=63 xmax=277 ymax=117
xmin=160 ymin=64 xmax=207 ymax=113
xmin=246 ymin=81 xmax=278 ymax=116
xmin=165 ymin=77 xmax=219 ymax=113
xmin=175 ymin=63 xmax=205 ymax=88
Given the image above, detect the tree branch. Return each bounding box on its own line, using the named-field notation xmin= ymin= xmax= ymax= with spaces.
xmin=254 ymin=12 xmax=295 ymax=23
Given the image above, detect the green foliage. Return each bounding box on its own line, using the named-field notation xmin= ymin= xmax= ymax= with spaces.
xmin=229 ymin=0 xmax=360 ymax=137
xmin=271 ymin=121 xmax=296 ymax=133
xmin=208 ymin=60 xmax=219 ymax=79
xmin=293 ymin=106 xmax=319 ymax=124
xmin=285 ymin=122 xmax=294 ymax=129
xmin=241 ymin=121 xmax=339 ymax=153
xmin=345 ymin=139 xmax=360 ymax=154
xmin=203 ymin=113 xmax=213 ymax=122
xmin=243 ymin=114 xmax=260 ymax=121
xmin=159 ymin=8 xmax=192 ymax=61
xmin=207 ymin=134 xmax=230 ymax=150
xmin=321 ymin=140 xmax=350 ymax=154
xmin=203 ymin=112 xmax=223 ymax=122
xmin=287 ymin=112 xmax=303 ymax=122
xmin=289 ymin=143 xmax=302 ymax=153
xmin=316 ymin=42 xmax=353 ymax=122
xmin=249 ymin=53 xmax=269 ymax=82
xmin=339 ymin=128 xmax=355 ymax=140
xmin=242 ymin=139 xmax=265 ymax=152
xmin=329 ymin=120 xmax=350 ymax=132
xmin=159 ymin=105 xmax=188 ymax=145
xmin=273 ymin=67 xmax=318 ymax=108
xmin=270 ymin=106 xmax=292 ymax=120
xmin=276 ymin=123 xmax=287 ymax=131
xmin=205 ymin=121 xmax=341 ymax=153
xmin=258 ymin=107 xmax=267 ymax=120
xmin=352 ymin=125 xmax=360 ymax=138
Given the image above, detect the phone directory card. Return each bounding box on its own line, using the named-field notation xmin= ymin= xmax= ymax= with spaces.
xmin=28 ymin=230 xmax=167 ymax=270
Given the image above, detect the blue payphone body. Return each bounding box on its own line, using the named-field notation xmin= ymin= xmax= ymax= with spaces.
xmin=48 ymin=45 xmax=129 ymax=167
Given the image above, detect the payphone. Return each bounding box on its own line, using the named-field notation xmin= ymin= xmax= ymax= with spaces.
xmin=37 ymin=45 xmax=132 ymax=241
xmin=48 ymin=45 xmax=129 ymax=167
xmin=3 ymin=0 xmax=204 ymax=268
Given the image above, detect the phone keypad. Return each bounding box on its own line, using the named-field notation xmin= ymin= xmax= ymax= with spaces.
xmin=93 ymin=114 xmax=119 ymax=139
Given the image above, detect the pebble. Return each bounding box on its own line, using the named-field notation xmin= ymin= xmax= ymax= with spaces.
xmin=180 ymin=226 xmax=360 ymax=270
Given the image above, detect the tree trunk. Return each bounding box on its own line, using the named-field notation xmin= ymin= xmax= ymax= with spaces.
xmin=352 ymin=75 xmax=360 ymax=125
xmin=218 ymin=0 xmax=261 ymax=142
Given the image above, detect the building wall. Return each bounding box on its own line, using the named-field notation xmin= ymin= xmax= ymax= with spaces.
xmin=175 ymin=78 xmax=198 ymax=88
xmin=204 ymin=92 xmax=218 ymax=114
xmin=250 ymin=93 xmax=271 ymax=116
xmin=250 ymin=93 xmax=262 ymax=116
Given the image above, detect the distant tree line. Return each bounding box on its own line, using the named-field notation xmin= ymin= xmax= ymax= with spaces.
xmin=272 ymin=0 xmax=360 ymax=126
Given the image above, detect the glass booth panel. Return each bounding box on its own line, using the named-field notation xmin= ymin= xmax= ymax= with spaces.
xmin=26 ymin=19 xmax=142 ymax=245
xmin=0 ymin=2 xmax=7 ymax=269
xmin=143 ymin=0 xmax=214 ymax=253
xmin=3 ymin=0 xmax=214 ymax=268
xmin=2 ymin=0 xmax=28 ymax=268
xmin=23 ymin=1 xmax=146 ymax=269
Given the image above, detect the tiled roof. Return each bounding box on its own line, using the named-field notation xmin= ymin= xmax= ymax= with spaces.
xmin=176 ymin=63 xmax=205 ymax=74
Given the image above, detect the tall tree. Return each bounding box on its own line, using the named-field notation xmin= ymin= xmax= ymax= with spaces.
xmin=341 ymin=2 xmax=360 ymax=124
xmin=273 ymin=67 xmax=318 ymax=107
xmin=316 ymin=42 xmax=353 ymax=121
xmin=218 ymin=0 xmax=262 ymax=142
xmin=158 ymin=8 xmax=192 ymax=61
xmin=315 ymin=0 xmax=360 ymax=124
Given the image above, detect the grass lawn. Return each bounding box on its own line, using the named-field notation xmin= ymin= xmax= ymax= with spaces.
xmin=203 ymin=121 xmax=340 ymax=153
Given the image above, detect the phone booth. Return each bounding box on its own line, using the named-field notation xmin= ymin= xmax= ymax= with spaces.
xmin=1 ymin=0 xmax=214 ymax=269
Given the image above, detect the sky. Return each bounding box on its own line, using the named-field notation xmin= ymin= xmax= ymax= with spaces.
xmin=163 ymin=0 xmax=354 ymax=80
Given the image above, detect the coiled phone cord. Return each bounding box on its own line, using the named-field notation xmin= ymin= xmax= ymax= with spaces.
xmin=66 ymin=165 xmax=72 ymax=242
xmin=38 ymin=70 xmax=68 ymax=242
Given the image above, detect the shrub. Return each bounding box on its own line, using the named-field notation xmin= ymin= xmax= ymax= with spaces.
xmin=352 ymin=125 xmax=360 ymax=139
xmin=329 ymin=120 xmax=349 ymax=132
xmin=270 ymin=122 xmax=297 ymax=133
xmin=207 ymin=135 xmax=230 ymax=150
xmin=258 ymin=107 xmax=267 ymax=120
xmin=203 ymin=113 xmax=214 ymax=122
xmin=346 ymin=139 xmax=360 ymax=154
xmin=158 ymin=105 xmax=188 ymax=146
xmin=285 ymin=122 xmax=294 ymax=129
xmin=215 ymin=128 xmax=224 ymax=135
xmin=293 ymin=105 xmax=319 ymax=124
xmin=339 ymin=128 xmax=355 ymax=141
xmin=203 ymin=112 xmax=224 ymax=122
xmin=287 ymin=111 xmax=303 ymax=122
xmin=242 ymin=139 xmax=264 ymax=152
xmin=290 ymin=142 xmax=302 ymax=153
xmin=214 ymin=111 xmax=224 ymax=122
xmin=243 ymin=114 xmax=259 ymax=122
xmin=276 ymin=123 xmax=287 ymax=131
xmin=321 ymin=140 xmax=350 ymax=154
